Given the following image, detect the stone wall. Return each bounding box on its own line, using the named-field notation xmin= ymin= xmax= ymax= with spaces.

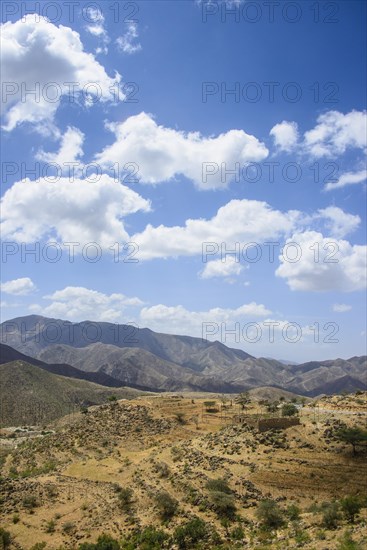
xmin=234 ymin=414 xmax=300 ymax=432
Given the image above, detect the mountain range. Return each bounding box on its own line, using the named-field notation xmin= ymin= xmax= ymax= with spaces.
xmin=1 ymin=315 xmax=366 ymax=397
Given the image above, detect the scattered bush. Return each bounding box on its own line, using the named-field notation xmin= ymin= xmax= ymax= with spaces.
xmin=321 ymin=501 xmax=341 ymax=529
xmin=337 ymin=530 xmax=363 ymax=550
xmin=174 ymin=412 xmax=186 ymax=425
xmin=45 ymin=519 xmax=56 ymax=533
xmin=12 ymin=514 xmax=20 ymax=524
xmin=286 ymin=504 xmax=301 ymax=521
xmin=0 ymin=529 xmax=11 ymax=550
xmin=154 ymin=491 xmax=178 ymax=521
xmin=118 ymin=487 xmax=134 ymax=513
xmin=22 ymin=495 xmax=39 ymax=510
xmin=206 ymin=478 xmax=236 ymax=520
xmin=281 ymin=403 xmax=298 ymax=417
xmin=340 ymin=496 xmax=362 ymax=523
xmin=79 ymin=534 xmax=120 ymax=550
xmin=62 ymin=521 xmax=76 ymax=534
xmin=173 ymin=517 xmax=208 ymax=549
xmin=256 ymin=499 xmax=285 ymax=530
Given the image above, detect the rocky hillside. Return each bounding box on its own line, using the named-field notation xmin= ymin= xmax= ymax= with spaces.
xmin=0 ymin=361 xmax=144 ymax=427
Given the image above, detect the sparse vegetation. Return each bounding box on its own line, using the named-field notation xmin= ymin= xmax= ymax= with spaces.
xmin=340 ymin=495 xmax=362 ymax=523
xmin=1 ymin=391 xmax=366 ymax=549
xmin=335 ymin=426 xmax=367 ymax=455
xmin=154 ymin=491 xmax=178 ymax=521
xmin=255 ymin=499 xmax=285 ymax=530
xmin=281 ymin=403 xmax=298 ymax=417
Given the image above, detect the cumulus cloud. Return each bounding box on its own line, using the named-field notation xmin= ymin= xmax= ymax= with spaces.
xmin=1 ymin=175 xmax=151 ymax=246
xmin=36 ymin=126 xmax=84 ymax=170
xmin=333 ymin=303 xmax=352 ymax=313
xmin=276 ymin=231 xmax=366 ymax=292
xmin=1 ymin=15 xmax=123 ymax=132
xmin=139 ymin=301 xmax=272 ymax=336
xmin=200 ymin=256 xmax=244 ymax=279
xmin=116 ymin=22 xmax=141 ymax=54
xmin=1 ymin=277 xmax=36 ymax=295
xmin=95 ymin=112 xmax=269 ymax=188
xmin=270 ymin=120 xmax=299 ymax=152
xmin=303 ymin=110 xmax=367 ymax=157
xmin=132 ymin=199 xmax=300 ymax=260
xmin=317 ymin=206 xmax=360 ymax=238
xmin=324 ymin=168 xmax=367 ymax=191
xmin=30 ymin=286 xmax=143 ymax=322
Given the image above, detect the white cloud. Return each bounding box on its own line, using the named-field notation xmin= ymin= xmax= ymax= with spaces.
xmin=1 ymin=15 xmax=123 ymax=132
xmin=303 ymin=110 xmax=367 ymax=158
xmin=36 ymin=126 xmax=84 ymax=170
xmin=139 ymin=301 xmax=272 ymax=336
xmin=324 ymin=168 xmax=367 ymax=191
xmin=317 ymin=206 xmax=360 ymax=238
xmin=333 ymin=303 xmax=352 ymax=313
xmin=270 ymin=121 xmax=299 ymax=152
xmin=1 ymin=175 xmax=150 ymax=246
xmin=132 ymin=199 xmax=300 ymax=260
xmin=95 ymin=112 xmax=269 ymax=189
xmin=276 ymin=231 xmax=367 ymax=292
xmin=200 ymin=256 xmax=244 ymax=279
xmin=84 ymin=7 xmax=109 ymax=54
xmin=116 ymin=22 xmax=141 ymax=54
xmin=30 ymin=286 xmax=143 ymax=322
xmin=1 ymin=277 xmax=36 ymax=295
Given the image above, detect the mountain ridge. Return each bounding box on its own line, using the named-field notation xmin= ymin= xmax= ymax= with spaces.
xmin=1 ymin=315 xmax=366 ymax=396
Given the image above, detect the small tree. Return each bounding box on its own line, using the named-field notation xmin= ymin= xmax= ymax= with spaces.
xmin=335 ymin=427 xmax=367 ymax=456
xmin=266 ymin=401 xmax=279 ymax=413
xmin=256 ymin=499 xmax=285 ymax=530
xmin=204 ymin=401 xmax=218 ymax=413
xmin=154 ymin=491 xmax=178 ymax=521
xmin=340 ymin=496 xmax=362 ymax=523
xmin=281 ymin=403 xmax=298 ymax=417
xmin=236 ymin=392 xmax=251 ymax=410
xmin=206 ymin=478 xmax=236 ymax=520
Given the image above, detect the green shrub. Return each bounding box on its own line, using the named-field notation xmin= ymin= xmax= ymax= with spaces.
xmin=286 ymin=504 xmax=301 ymax=521
xmin=206 ymin=478 xmax=232 ymax=494
xmin=30 ymin=544 xmax=46 ymax=550
xmin=321 ymin=501 xmax=341 ymax=529
xmin=120 ymin=526 xmax=168 ymax=550
xmin=206 ymin=478 xmax=236 ymax=520
xmin=281 ymin=403 xmax=298 ymax=417
xmin=22 ymin=495 xmax=39 ymax=510
xmin=154 ymin=491 xmax=178 ymax=521
xmin=174 ymin=517 xmax=208 ymax=549
xmin=340 ymin=496 xmax=362 ymax=523
xmin=0 ymin=529 xmax=11 ymax=550
xmin=118 ymin=487 xmax=134 ymax=513
xmin=45 ymin=519 xmax=56 ymax=533
xmin=12 ymin=514 xmax=20 ymax=524
xmin=337 ymin=530 xmax=363 ymax=550
xmin=209 ymin=491 xmax=236 ymax=520
xmin=231 ymin=525 xmax=245 ymax=540
xmin=79 ymin=534 xmax=120 ymax=550
xmin=256 ymin=499 xmax=285 ymax=530
xmin=62 ymin=521 xmax=76 ymax=534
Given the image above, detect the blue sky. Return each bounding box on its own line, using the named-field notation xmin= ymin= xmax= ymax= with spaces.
xmin=1 ymin=0 xmax=366 ymax=361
